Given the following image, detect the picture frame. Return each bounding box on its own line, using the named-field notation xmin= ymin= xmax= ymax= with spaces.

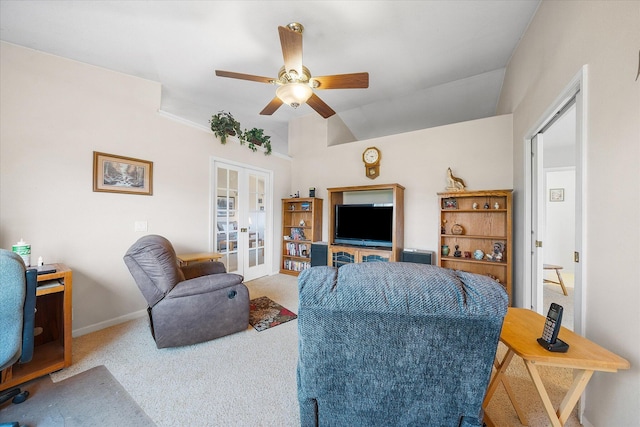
xmin=442 ymin=197 xmax=458 ymax=209
xmin=549 ymin=188 xmax=564 ymax=202
xmin=93 ymin=151 xmax=153 ymax=195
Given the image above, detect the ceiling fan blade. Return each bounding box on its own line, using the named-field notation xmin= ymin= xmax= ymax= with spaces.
xmin=260 ymin=97 xmax=284 ymax=115
xmin=215 ymin=70 xmax=274 ymax=84
xmin=278 ymin=26 xmax=303 ymax=77
xmin=313 ymin=72 xmax=369 ymax=89
xmin=307 ymin=93 xmax=336 ymax=118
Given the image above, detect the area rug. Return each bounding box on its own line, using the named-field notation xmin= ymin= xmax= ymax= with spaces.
xmin=249 ymin=295 xmax=298 ymax=331
xmin=0 ymin=365 xmax=156 ymax=426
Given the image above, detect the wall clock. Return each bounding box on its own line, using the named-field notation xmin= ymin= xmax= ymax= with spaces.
xmin=362 ymin=146 xmax=381 ymax=179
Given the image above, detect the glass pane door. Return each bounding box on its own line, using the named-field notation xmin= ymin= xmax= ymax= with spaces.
xmin=215 ymin=165 xmax=240 ymax=273
xmin=244 ymin=172 xmax=268 ymax=280
xmin=212 ymin=161 xmax=270 ymax=280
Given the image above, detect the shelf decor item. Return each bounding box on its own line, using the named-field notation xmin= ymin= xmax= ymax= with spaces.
xmin=441 ymin=245 xmax=450 ymax=256
xmin=442 ymin=198 xmax=458 ymax=209
xmin=451 ymin=223 xmax=464 ymax=235
xmin=446 ymin=167 xmax=466 ymax=192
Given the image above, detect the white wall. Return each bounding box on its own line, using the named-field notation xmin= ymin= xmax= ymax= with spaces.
xmin=288 ymin=111 xmax=513 ymax=259
xmin=0 ymin=42 xmax=292 ymax=335
xmin=497 ymin=1 xmax=639 ymax=424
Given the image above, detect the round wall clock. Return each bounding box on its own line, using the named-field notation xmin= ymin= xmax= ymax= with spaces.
xmin=362 ymin=146 xmax=381 ymax=179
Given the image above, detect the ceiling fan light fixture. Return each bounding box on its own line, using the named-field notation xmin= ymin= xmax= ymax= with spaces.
xmin=276 ymin=83 xmax=313 ymax=109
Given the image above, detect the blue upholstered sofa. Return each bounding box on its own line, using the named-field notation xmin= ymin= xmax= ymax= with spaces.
xmin=297 ymin=262 xmax=508 ymax=427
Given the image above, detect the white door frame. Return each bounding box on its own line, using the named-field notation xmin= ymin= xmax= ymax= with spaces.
xmin=523 ymin=66 xmax=588 ymax=336
xmin=210 ymin=157 xmax=274 ymax=281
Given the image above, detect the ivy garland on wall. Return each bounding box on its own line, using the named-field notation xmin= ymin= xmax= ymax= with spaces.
xmin=209 ymin=111 xmax=272 ymax=155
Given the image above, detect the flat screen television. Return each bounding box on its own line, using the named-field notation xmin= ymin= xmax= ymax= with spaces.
xmin=334 ymin=204 xmax=393 ymax=248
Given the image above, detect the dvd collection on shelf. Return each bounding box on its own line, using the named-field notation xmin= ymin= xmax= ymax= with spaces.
xmin=285 ymin=242 xmax=309 ymax=257
xmin=283 ymin=259 xmax=311 ymax=271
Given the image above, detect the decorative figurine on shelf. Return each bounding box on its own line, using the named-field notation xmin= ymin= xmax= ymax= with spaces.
xmin=299 ymin=219 xmax=305 ymax=227
xmin=441 ymin=245 xmax=450 ymax=256
xmin=493 ymin=242 xmax=505 ymax=262
xmin=483 ymin=202 xmax=490 ymax=209
xmin=441 ymin=219 xmax=447 ymax=234
xmin=453 ymin=245 xmax=462 ymax=257
xmin=472 ymin=202 xmax=479 ymax=210
xmin=464 ymin=251 xmax=471 ymax=258
xmin=473 ymin=249 xmax=484 ymax=260
xmin=446 ymin=167 xmax=466 ymax=192
xmin=494 ymin=202 xmax=500 ymax=209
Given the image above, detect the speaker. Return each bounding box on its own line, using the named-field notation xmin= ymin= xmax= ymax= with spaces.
xmin=311 ymin=243 xmax=329 ymax=267
xmin=401 ymin=250 xmax=434 ymax=265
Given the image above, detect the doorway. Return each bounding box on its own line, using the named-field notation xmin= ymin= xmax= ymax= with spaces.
xmin=527 ymin=67 xmax=586 ymax=335
xmin=211 ymin=159 xmax=272 ymax=281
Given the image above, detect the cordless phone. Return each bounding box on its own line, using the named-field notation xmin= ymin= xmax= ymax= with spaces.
xmin=537 ymin=303 xmax=569 ymax=352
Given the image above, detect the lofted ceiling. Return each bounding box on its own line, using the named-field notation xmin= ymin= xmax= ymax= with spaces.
xmin=0 ymin=1 xmax=540 ymax=155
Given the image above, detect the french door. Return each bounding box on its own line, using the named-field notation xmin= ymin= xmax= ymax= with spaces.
xmin=212 ymin=159 xmax=271 ymax=281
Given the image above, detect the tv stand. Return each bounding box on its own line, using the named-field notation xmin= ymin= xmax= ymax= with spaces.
xmin=327 ymin=184 xmax=404 ymax=267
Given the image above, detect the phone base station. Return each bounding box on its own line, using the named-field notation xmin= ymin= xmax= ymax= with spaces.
xmin=537 ymin=337 xmax=570 ymax=353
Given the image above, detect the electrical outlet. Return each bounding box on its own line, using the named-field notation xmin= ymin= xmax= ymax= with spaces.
xmin=134 ymin=221 xmax=148 ymax=232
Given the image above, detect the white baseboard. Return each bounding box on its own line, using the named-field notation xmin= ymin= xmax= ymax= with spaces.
xmin=72 ymin=309 xmax=147 ymax=337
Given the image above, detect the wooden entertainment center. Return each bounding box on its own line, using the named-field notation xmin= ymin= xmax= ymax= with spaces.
xmin=327 ymin=183 xmax=404 ymax=266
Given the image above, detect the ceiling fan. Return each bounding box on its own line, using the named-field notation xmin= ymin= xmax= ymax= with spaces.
xmin=215 ymin=22 xmax=369 ymax=119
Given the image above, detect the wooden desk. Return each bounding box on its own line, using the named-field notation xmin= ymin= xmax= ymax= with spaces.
xmin=483 ymin=308 xmax=629 ymax=427
xmin=544 ymin=264 xmax=568 ymax=296
xmin=177 ymin=252 xmax=223 ymax=266
xmin=1 ymin=263 xmax=72 ymax=391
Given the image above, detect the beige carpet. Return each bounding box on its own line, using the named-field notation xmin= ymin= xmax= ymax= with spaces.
xmin=47 ymin=273 xmax=580 ymax=426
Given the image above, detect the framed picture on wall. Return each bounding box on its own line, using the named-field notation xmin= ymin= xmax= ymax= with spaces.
xmin=93 ymin=151 xmax=153 ymax=195
xmin=549 ymin=188 xmax=564 ymax=202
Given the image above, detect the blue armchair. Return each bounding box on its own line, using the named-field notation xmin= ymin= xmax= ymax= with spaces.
xmin=297 ymin=262 xmax=508 ymax=427
xmin=0 ymin=249 xmax=37 ymax=413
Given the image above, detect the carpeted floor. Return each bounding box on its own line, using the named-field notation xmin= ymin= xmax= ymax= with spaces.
xmin=3 ymin=273 xmax=583 ymax=426
xmin=0 ymin=365 xmax=155 ymax=426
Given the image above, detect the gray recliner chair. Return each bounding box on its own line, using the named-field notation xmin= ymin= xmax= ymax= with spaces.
xmin=1 ymin=249 xmax=37 ymax=426
xmin=297 ymin=262 xmax=508 ymax=427
xmin=123 ymin=235 xmax=249 ymax=348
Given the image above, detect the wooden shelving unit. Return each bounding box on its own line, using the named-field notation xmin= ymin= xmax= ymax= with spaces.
xmin=327 ymin=183 xmax=404 ymax=266
xmin=438 ymin=190 xmax=513 ymax=304
xmin=280 ymin=197 xmax=323 ymax=276
xmin=1 ymin=263 xmax=72 ymax=391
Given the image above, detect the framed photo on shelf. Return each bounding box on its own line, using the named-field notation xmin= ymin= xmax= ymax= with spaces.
xmin=93 ymin=151 xmax=153 ymax=195
xmin=549 ymin=188 xmax=564 ymax=202
xmin=442 ymin=197 xmax=458 ymax=209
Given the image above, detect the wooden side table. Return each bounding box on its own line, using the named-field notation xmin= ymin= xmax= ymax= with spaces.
xmin=1 ymin=263 xmax=72 ymax=391
xmin=544 ymin=264 xmax=568 ymax=295
xmin=176 ymin=252 xmax=223 ymax=266
xmin=483 ymin=308 xmax=629 ymax=427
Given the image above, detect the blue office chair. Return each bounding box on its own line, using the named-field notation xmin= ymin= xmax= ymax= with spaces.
xmin=0 ymin=249 xmax=37 ymax=424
